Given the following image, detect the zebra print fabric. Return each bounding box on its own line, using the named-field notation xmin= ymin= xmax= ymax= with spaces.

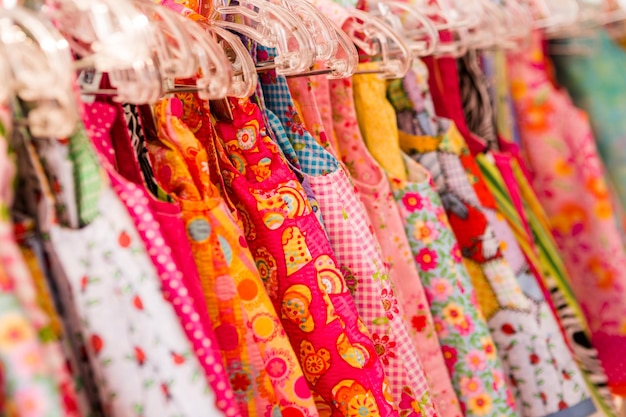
xmin=121 ymin=103 xmax=162 ymax=198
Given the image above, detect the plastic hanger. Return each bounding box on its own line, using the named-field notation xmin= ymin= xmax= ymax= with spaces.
xmin=45 ymin=0 xmax=163 ymax=102
xmin=132 ymin=0 xmax=197 ymax=80
xmin=529 ymin=0 xmax=580 ymax=31
xmin=322 ymin=17 xmax=359 ymax=78
xmin=173 ymin=14 xmax=232 ymax=99
xmin=403 ymin=0 xmax=471 ymax=57
xmin=498 ymin=0 xmax=533 ymax=49
xmin=278 ymin=1 xmax=358 ymax=79
xmin=152 ymin=0 xmax=247 ymax=98
xmin=46 ymin=0 xmax=154 ymax=71
xmin=468 ymin=0 xmax=513 ymax=50
xmin=210 ymin=0 xmax=317 ymax=74
xmin=343 ymin=8 xmax=413 ymax=78
xmin=368 ymin=1 xmax=439 ymax=57
xmin=0 ymin=5 xmax=80 ymax=137
xmin=273 ymin=0 xmax=338 ymax=62
xmin=205 ymin=24 xmax=256 ymax=97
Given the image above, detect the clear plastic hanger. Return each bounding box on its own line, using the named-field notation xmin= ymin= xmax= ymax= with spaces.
xmin=0 ymin=5 xmax=80 ymax=137
xmin=368 ymin=1 xmax=439 ymax=57
xmin=204 ymin=24 xmax=256 ymax=97
xmin=281 ymin=0 xmax=360 ymax=79
xmin=404 ymin=0 xmax=472 ymax=57
xmin=272 ymin=0 xmax=338 ymax=62
xmin=47 ymin=0 xmax=154 ymax=71
xmin=210 ymin=0 xmax=317 ymax=74
xmin=498 ymin=0 xmax=533 ymax=49
xmin=343 ymin=8 xmax=413 ymax=78
xmin=132 ymin=0 xmax=197 ymax=80
xmin=172 ymin=14 xmax=233 ymax=99
xmin=45 ymin=0 xmax=163 ymax=102
xmin=470 ymin=0 xmax=515 ymax=50
xmin=528 ymin=0 xmax=580 ymax=31
xmin=321 ymin=17 xmax=359 ymax=78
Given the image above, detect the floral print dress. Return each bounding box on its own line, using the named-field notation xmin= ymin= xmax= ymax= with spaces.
xmin=13 ymin=114 xmax=220 ymax=417
xmin=212 ymin=96 xmax=397 ymax=417
xmin=508 ymin=31 xmax=626 ymax=395
xmin=352 ymin=71 xmax=517 ymax=417
xmin=391 ymin=155 xmax=517 ymax=417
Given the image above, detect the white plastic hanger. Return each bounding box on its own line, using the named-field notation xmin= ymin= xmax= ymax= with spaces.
xmin=322 ymin=17 xmax=359 ymax=78
xmin=402 ymin=0 xmax=472 ymax=57
xmin=203 ymin=24 xmax=255 ymax=97
xmin=132 ymin=0 xmax=197 ymax=80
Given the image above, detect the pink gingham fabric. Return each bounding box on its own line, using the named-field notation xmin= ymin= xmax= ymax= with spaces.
xmin=328 ymin=76 xmax=462 ymax=417
xmin=308 ymin=167 xmax=439 ymax=417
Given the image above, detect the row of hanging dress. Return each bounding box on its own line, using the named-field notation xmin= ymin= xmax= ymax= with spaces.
xmin=2 ymin=0 xmax=626 ymax=416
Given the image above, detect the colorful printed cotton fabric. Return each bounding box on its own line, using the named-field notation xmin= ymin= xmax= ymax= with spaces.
xmin=84 ymin=100 xmax=241 ymax=417
xmin=391 ymin=156 xmax=516 ymax=417
xmin=474 ymin=150 xmax=618 ymax=417
xmin=51 ymin=186 xmax=222 ymax=417
xmin=0 ymin=121 xmax=66 ymax=417
xmin=352 ymin=71 xmax=516 ymax=417
xmin=399 ymin=52 xmax=615 ymax=415
xmin=550 ymin=30 xmax=626 ymax=229
xmin=213 ymin=96 xmax=397 ymax=417
xmin=149 ymin=96 xmax=272 ymax=417
xmin=13 ymin=121 xmax=106 ymax=417
xmin=508 ymin=31 xmax=626 ymax=395
xmin=260 ymin=53 xmax=439 ymax=417
xmin=149 ymin=96 xmax=319 ymax=417
xmin=328 ymin=76 xmax=462 ymax=417
xmin=392 ymin=102 xmax=593 ymax=417
xmin=13 ymin=117 xmax=219 ymax=417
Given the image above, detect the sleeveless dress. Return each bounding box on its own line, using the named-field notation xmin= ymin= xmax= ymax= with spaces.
xmin=83 ymin=100 xmax=240 ymax=417
xmin=259 ymin=52 xmax=438 ymax=417
xmin=352 ymin=70 xmax=518 ymax=417
xmin=508 ymin=31 xmax=626 ymax=395
xmin=15 ymin=114 xmax=220 ymax=417
xmin=213 ymin=96 xmax=397 ymax=417
xmin=150 ymin=95 xmax=319 ymax=417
